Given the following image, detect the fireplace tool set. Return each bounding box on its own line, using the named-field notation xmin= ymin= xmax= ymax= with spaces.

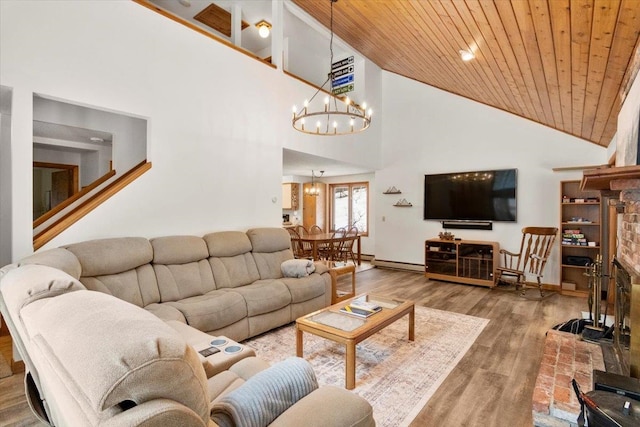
xmin=583 ymin=254 xmax=612 ymax=342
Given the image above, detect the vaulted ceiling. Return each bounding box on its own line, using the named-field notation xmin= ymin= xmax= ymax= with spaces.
xmin=292 ymin=0 xmax=640 ymax=148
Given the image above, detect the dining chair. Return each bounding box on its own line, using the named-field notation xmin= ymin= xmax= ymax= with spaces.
xmin=309 ymin=225 xmax=323 ymax=234
xmin=495 ymin=226 xmax=558 ymax=298
xmin=287 ymin=227 xmax=313 ymax=259
xmin=328 ymin=236 xmax=350 ymax=262
xmin=340 ymin=235 xmax=358 ymax=265
xmin=317 ymin=229 xmax=339 ymax=260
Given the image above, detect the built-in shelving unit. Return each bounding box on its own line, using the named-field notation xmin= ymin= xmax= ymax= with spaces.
xmin=559 ymin=180 xmax=601 ymax=296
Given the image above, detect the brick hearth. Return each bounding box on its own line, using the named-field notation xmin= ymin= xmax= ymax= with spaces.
xmin=532 ymin=330 xmax=605 ymax=427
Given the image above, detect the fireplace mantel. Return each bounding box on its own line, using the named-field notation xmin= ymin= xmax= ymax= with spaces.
xmin=580 ymin=165 xmax=640 ymax=191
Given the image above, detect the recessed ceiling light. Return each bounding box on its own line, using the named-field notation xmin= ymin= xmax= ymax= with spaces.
xmin=178 ymin=0 xmax=191 ymax=7
xmin=459 ymin=49 xmax=475 ymax=61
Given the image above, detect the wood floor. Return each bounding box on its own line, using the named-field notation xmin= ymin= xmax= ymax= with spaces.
xmin=0 ymin=266 xmax=586 ymax=427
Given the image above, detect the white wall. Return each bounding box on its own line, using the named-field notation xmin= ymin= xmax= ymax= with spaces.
xmin=375 ymin=72 xmax=607 ymax=284
xmin=0 ymin=1 xmax=382 ymax=260
xmin=617 ymin=66 xmax=640 ymax=166
xmin=0 ymin=107 xmax=12 ymax=266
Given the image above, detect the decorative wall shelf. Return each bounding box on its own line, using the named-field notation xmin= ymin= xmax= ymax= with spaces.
xmin=394 ymin=198 xmax=412 ymax=207
xmin=383 ymin=186 xmax=401 ymax=194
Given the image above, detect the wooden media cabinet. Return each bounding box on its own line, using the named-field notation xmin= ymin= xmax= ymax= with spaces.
xmin=425 ymin=238 xmax=499 ymax=287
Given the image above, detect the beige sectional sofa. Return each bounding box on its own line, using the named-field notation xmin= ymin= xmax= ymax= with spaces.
xmin=0 ymin=227 xmax=375 ymax=427
xmin=14 ymin=228 xmax=331 ymax=342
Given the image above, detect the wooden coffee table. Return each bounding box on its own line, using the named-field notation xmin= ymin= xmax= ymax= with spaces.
xmin=296 ymin=294 xmax=414 ymax=390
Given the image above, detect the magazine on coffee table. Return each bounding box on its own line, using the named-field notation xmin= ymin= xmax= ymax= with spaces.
xmin=339 ymin=303 xmax=382 ymax=318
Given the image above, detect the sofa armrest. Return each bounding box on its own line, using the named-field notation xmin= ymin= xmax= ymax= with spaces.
xmin=99 ymin=399 xmax=212 ymax=427
xmin=313 ymin=261 xmax=329 ymax=275
xmin=269 ymin=386 xmax=375 ymax=427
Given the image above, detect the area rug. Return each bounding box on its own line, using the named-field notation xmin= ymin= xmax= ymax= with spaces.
xmin=244 ymin=306 xmax=489 ymax=426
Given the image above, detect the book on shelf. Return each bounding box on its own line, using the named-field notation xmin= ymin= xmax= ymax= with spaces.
xmin=339 ymin=303 xmax=382 ymax=318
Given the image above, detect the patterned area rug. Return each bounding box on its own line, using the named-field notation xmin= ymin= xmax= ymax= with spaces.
xmin=244 ymin=305 xmax=489 ymax=426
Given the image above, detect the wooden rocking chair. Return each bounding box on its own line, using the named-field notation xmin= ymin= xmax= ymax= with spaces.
xmin=495 ymin=226 xmax=558 ymax=298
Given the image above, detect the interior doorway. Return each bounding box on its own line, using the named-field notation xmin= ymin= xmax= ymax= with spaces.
xmin=33 ymin=162 xmax=79 ymax=219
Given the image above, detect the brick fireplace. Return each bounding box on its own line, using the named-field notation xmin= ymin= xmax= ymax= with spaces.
xmin=532 ymin=166 xmax=640 ymax=427
xmin=582 ymin=165 xmax=640 ymax=378
xmin=613 ymin=179 xmax=640 ymax=376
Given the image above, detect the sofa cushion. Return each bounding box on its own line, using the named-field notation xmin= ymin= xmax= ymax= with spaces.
xmin=19 ymin=290 xmax=210 ymax=425
xmin=228 ymin=280 xmax=291 ymax=317
xmin=151 ymin=235 xmax=209 ymax=265
xmin=152 ymin=235 xmax=216 ymax=301
xmin=165 ymin=290 xmax=247 ymax=332
xmin=63 ymin=238 xmax=160 ymax=307
xmin=80 ymin=265 xmax=159 ymax=308
xmin=18 ymin=248 xmax=82 ymax=279
xmin=144 ymin=303 xmax=187 ymax=323
xmin=0 ymin=264 xmax=85 ymax=314
xmin=247 ymin=228 xmax=295 ymax=280
xmin=246 ymin=228 xmax=292 ymax=253
xmin=270 ymin=386 xmax=375 ymax=427
xmin=204 ymin=231 xmax=260 ymax=289
xmin=204 ymin=231 xmax=253 ymax=257
xmin=64 ymin=237 xmax=153 ymax=277
xmin=280 ymin=275 xmax=326 ymax=304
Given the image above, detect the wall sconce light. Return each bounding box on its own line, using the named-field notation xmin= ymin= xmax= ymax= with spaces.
xmin=255 ymin=20 xmax=272 ymax=38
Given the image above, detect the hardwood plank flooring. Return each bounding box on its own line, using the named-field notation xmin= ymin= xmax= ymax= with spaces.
xmin=0 ymin=266 xmax=585 ymax=427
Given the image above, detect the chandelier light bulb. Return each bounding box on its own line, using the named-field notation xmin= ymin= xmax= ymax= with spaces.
xmin=362 ymin=102 xmax=367 ymax=110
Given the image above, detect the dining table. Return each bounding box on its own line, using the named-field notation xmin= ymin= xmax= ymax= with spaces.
xmin=293 ymin=232 xmax=361 ymax=265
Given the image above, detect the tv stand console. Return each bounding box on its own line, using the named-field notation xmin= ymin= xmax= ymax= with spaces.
xmin=424 ymin=238 xmax=499 ymax=287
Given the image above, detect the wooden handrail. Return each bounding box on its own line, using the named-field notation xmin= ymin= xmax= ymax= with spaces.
xmin=33 ymin=169 xmax=116 ymax=228
xmin=132 ymin=0 xmax=275 ymax=68
xmin=33 ymin=161 xmax=152 ymax=250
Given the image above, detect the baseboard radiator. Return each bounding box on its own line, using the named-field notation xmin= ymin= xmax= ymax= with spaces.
xmin=371 ymin=259 xmax=424 ymax=272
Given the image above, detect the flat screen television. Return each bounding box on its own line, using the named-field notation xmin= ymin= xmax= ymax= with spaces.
xmin=424 ymin=168 xmax=517 ymax=222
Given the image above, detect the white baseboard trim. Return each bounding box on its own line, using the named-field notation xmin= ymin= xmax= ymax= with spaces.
xmin=371 ymin=259 xmax=424 ymax=272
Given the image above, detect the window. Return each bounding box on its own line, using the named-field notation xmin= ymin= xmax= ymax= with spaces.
xmin=329 ymin=182 xmax=368 ymax=235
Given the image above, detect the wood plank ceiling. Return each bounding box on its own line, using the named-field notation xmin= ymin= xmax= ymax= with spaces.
xmin=292 ymin=0 xmax=640 ymax=147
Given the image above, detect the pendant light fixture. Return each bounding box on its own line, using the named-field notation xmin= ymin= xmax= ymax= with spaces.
xmin=292 ymin=0 xmax=372 ymax=136
xmin=305 ymin=170 xmax=324 ymax=196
